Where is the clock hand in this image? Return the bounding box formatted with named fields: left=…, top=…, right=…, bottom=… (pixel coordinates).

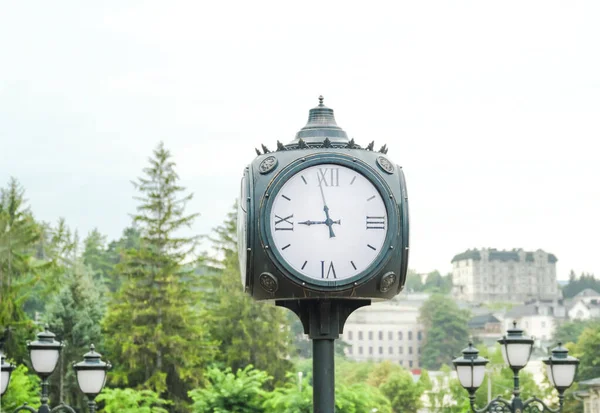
left=318, top=175, right=337, bottom=238
left=298, top=220, right=327, bottom=226
left=298, top=219, right=341, bottom=226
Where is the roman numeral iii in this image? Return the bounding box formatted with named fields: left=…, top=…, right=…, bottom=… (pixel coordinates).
left=366, top=216, right=385, bottom=230
left=274, top=214, right=294, bottom=231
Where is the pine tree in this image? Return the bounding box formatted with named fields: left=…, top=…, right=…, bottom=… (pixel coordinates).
left=419, top=294, right=471, bottom=370
left=0, top=178, right=41, bottom=363
left=201, top=206, right=293, bottom=386
left=83, top=228, right=113, bottom=284
left=45, top=259, right=105, bottom=411
left=103, top=143, right=215, bottom=412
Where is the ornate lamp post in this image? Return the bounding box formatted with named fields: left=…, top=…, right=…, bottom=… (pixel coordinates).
left=0, top=326, right=111, bottom=413
left=453, top=322, right=580, bottom=413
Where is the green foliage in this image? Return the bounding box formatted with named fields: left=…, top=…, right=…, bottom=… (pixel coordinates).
left=44, top=260, right=105, bottom=411
left=483, top=301, right=515, bottom=311
left=188, top=366, right=271, bottom=413
left=0, top=178, right=41, bottom=363
left=404, top=269, right=423, bottom=293
left=572, top=322, right=600, bottom=381
left=553, top=319, right=595, bottom=345
left=96, top=388, right=170, bottom=413
left=263, top=373, right=392, bottom=413
left=379, top=369, right=424, bottom=413
left=562, top=270, right=600, bottom=298
left=0, top=364, right=39, bottom=412
left=336, top=359, right=375, bottom=386
left=103, top=143, right=215, bottom=410
left=366, top=361, right=405, bottom=388
left=263, top=375, right=313, bottom=413
left=83, top=228, right=115, bottom=286
left=336, top=383, right=392, bottom=413
left=404, top=270, right=451, bottom=294
left=423, top=365, right=470, bottom=413
left=419, top=294, right=470, bottom=370
left=201, top=206, right=293, bottom=385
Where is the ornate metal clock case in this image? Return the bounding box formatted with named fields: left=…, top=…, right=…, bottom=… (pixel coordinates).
left=238, top=96, right=409, bottom=301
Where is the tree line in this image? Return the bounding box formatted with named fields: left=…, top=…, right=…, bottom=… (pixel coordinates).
left=1, top=142, right=599, bottom=413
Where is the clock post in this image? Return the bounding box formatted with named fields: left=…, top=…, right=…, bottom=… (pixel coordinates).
left=238, top=96, right=410, bottom=412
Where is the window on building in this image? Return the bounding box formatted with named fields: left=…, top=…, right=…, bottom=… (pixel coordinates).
left=408, top=331, right=413, bottom=340
left=398, top=331, right=403, bottom=340
left=541, top=321, right=546, bottom=328
left=369, top=347, right=373, bottom=355
left=388, top=331, right=393, bottom=340
left=348, top=331, right=353, bottom=340
left=418, top=347, right=421, bottom=354
left=417, top=331, right=422, bottom=341
left=379, top=346, right=383, bottom=355
left=409, top=361, right=413, bottom=368
left=369, top=331, right=373, bottom=340
left=399, top=347, right=403, bottom=354
left=389, top=346, right=393, bottom=354
left=378, top=331, right=383, bottom=340
left=358, top=331, right=363, bottom=340
left=348, top=347, right=353, bottom=355
left=409, top=346, right=413, bottom=354
left=359, top=346, right=363, bottom=355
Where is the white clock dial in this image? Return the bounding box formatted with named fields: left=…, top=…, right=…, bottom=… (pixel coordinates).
left=268, top=163, right=388, bottom=282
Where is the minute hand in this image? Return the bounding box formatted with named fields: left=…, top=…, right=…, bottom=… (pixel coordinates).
left=318, top=179, right=336, bottom=238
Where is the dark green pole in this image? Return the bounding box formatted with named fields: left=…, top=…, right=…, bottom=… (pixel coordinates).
left=277, top=300, right=371, bottom=413
left=313, top=338, right=335, bottom=413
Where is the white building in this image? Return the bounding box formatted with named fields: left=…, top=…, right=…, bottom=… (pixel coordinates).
left=503, top=300, right=566, bottom=344
left=578, top=377, right=600, bottom=413
left=342, top=294, right=427, bottom=369
left=452, top=248, right=560, bottom=303
left=567, top=289, right=600, bottom=320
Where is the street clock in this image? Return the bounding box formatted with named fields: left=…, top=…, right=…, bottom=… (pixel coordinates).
left=238, top=96, right=409, bottom=301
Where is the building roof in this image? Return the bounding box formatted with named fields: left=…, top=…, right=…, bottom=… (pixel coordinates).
left=451, top=248, right=558, bottom=263
left=575, top=288, right=600, bottom=298
left=506, top=304, right=539, bottom=318
left=468, top=313, right=500, bottom=329
left=579, top=377, right=600, bottom=387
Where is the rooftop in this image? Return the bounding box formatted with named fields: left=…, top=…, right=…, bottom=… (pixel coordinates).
left=451, top=248, right=558, bottom=264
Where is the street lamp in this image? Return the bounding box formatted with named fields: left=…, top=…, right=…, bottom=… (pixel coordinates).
left=1, top=326, right=111, bottom=413
left=1, top=350, right=16, bottom=396
left=453, top=321, right=580, bottom=412
left=73, top=345, right=112, bottom=413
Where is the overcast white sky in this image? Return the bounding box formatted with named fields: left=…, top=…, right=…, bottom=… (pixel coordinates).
left=1, top=1, right=599, bottom=280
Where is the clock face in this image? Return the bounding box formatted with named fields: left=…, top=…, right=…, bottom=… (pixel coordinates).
left=268, top=163, right=388, bottom=283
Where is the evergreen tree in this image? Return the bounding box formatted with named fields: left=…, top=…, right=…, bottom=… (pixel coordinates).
left=103, top=142, right=215, bottom=412
left=0, top=178, right=41, bottom=363
left=201, top=206, right=293, bottom=386
left=562, top=271, right=600, bottom=298
left=83, top=228, right=114, bottom=284
left=419, top=294, right=471, bottom=370
left=102, top=226, right=142, bottom=293
left=45, top=259, right=105, bottom=411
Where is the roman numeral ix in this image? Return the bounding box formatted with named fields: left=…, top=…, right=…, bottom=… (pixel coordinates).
left=274, top=214, right=294, bottom=231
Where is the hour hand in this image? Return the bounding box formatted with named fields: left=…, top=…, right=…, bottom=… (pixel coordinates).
left=298, top=220, right=327, bottom=226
